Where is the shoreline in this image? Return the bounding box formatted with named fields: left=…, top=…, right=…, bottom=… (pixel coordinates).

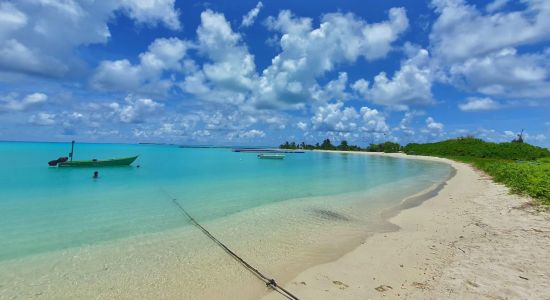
left=0, top=152, right=452, bottom=300
left=262, top=151, right=550, bottom=299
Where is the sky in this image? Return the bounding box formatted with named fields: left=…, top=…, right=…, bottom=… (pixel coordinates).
left=0, top=0, right=549, bottom=147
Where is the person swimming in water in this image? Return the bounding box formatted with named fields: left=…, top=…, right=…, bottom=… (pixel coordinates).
left=93, top=171, right=99, bottom=179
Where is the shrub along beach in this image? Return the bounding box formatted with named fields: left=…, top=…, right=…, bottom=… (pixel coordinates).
left=404, top=137, right=550, bottom=205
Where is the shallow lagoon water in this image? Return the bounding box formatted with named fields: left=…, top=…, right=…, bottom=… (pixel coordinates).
left=0, top=142, right=451, bottom=299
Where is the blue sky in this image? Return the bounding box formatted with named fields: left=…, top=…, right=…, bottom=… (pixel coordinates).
left=0, top=0, right=549, bottom=147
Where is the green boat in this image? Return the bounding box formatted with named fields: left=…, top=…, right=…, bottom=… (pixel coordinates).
left=48, top=141, right=138, bottom=167
left=58, top=156, right=138, bottom=167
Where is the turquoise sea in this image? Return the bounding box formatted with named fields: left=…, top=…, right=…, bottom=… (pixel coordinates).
left=0, top=141, right=452, bottom=299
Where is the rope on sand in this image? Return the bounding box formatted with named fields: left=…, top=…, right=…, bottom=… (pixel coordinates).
left=164, top=191, right=299, bottom=300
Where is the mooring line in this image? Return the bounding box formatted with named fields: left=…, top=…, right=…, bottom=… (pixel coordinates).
left=163, top=190, right=299, bottom=300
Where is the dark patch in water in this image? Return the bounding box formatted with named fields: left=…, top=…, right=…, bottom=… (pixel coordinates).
left=311, top=209, right=351, bottom=222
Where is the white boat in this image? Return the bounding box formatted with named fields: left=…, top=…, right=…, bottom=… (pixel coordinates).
left=257, top=154, right=285, bottom=159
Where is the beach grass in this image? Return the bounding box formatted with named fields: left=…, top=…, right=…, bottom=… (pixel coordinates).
left=403, top=138, right=550, bottom=205
left=451, top=156, right=550, bottom=205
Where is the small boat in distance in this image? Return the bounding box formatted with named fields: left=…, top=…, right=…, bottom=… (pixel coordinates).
left=257, top=154, right=285, bottom=160
left=48, top=141, right=138, bottom=167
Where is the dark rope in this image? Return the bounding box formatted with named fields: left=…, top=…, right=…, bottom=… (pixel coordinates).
left=165, top=191, right=299, bottom=300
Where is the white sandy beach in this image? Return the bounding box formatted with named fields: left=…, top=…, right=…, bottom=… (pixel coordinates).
left=263, top=152, right=550, bottom=300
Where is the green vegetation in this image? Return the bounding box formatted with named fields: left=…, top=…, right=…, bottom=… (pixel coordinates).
left=280, top=139, right=400, bottom=152
left=365, top=141, right=401, bottom=153
left=403, top=137, right=549, bottom=160
left=455, top=157, right=550, bottom=205
left=403, top=137, right=550, bottom=205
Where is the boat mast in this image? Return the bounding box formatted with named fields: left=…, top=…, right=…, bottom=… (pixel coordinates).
left=69, top=140, right=75, bottom=161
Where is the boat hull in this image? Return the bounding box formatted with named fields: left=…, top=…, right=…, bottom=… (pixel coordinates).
left=58, top=156, right=138, bottom=167
left=257, top=154, right=285, bottom=160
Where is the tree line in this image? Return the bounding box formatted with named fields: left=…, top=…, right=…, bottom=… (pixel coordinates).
left=279, top=139, right=401, bottom=153
left=280, top=132, right=534, bottom=154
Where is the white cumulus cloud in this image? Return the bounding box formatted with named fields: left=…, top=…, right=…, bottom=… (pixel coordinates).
left=241, top=1, right=263, bottom=27
left=429, top=0, right=550, bottom=101
left=359, top=107, right=389, bottom=133
left=109, top=96, right=164, bottom=124
left=0, top=92, right=47, bottom=112
left=311, top=102, right=388, bottom=133
left=232, top=129, right=265, bottom=139
left=355, top=45, right=433, bottom=109
left=92, top=38, right=188, bottom=94
left=120, top=0, right=181, bottom=30
left=448, top=48, right=550, bottom=98
left=486, top=0, right=510, bottom=13
left=430, top=0, right=550, bottom=63
left=254, top=8, right=409, bottom=108
left=458, top=97, right=501, bottom=111
left=28, top=112, right=56, bottom=126
left=425, top=116, right=443, bottom=131
left=296, top=121, right=308, bottom=131
left=180, top=10, right=257, bottom=106
left=0, top=0, right=181, bottom=77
